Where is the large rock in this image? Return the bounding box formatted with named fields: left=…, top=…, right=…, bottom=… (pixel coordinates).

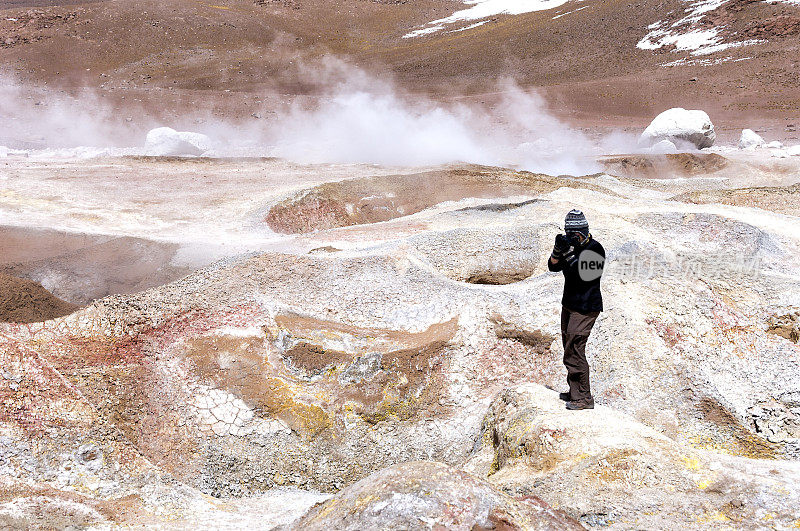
left=144, top=127, right=212, bottom=156
left=466, top=384, right=800, bottom=529
left=293, top=460, right=583, bottom=530
left=639, top=108, right=716, bottom=149
left=738, top=129, right=765, bottom=150
left=650, top=139, right=677, bottom=154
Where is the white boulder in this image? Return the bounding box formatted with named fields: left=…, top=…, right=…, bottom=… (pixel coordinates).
left=765, top=140, right=783, bottom=149
left=650, top=139, right=677, bottom=154
left=786, top=145, right=800, bottom=156
left=144, top=127, right=213, bottom=156
left=738, top=129, right=765, bottom=149
left=639, top=108, right=716, bottom=149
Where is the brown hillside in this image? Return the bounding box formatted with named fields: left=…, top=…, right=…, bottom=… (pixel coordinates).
left=0, top=0, right=798, bottom=132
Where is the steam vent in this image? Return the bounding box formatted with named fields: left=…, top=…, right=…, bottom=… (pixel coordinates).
left=1, top=0, right=800, bottom=528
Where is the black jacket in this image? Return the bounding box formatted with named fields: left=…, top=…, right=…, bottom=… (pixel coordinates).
left=548, top=236, right=605, bottom=313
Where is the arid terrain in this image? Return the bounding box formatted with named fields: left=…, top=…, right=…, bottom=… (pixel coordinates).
left=2, top=0, right=800, bottom=529
left=1, top=0, right=799, bottom=137
left=2, top=150, right=800, bottom=528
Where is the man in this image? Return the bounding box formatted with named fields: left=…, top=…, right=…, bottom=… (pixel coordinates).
left=548, top=209, right=605, bottom=410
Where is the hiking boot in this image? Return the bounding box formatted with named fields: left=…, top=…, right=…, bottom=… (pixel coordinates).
left=558, top=392, right=571, bottom=402
left=565, top=398, right=595, bottom=410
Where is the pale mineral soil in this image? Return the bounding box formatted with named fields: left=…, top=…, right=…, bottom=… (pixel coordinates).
left=2, top=0, right=800, bottom=526
left=0, top=156, right=418, bottom=303
left=1, top=150, right=797, bottom=303
left=1, top=149, right=799, bottom=528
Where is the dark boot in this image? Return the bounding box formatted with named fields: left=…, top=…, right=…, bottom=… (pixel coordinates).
left=566, top=398, right=595, bottom=410
left=559, top=392, right=571, bottom=401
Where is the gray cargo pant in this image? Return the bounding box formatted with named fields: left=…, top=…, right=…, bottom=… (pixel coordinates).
left=561, top=305, right=600, bottom=402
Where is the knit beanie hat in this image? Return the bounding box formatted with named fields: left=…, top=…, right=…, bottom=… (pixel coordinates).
left=564, top=209, right=589, bottom=235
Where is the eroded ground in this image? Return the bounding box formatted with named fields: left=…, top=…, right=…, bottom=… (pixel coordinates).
left=1, top=153, right=800, bottom=528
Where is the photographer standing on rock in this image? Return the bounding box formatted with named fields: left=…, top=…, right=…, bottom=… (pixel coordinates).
left=548, top=209, right=605, bottom=410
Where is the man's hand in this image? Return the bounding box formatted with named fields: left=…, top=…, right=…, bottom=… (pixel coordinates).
left=551, top=234, right=571, bottom=259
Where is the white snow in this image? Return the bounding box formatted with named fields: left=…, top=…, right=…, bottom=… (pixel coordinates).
left=404, top=25, right=446, bottom=38
left=661, top=55, right=752, bottom=67
left=683, top=0, right=728, bottom=22
left=787, top=145, right=800, bottom=156
left=637, top=28, right=720, bottom=53
left=552, top=5, right=589, bottom=19
left=404, top=0, right=577, bottom=38
left=693, top=39, right=764, bottom=55
left=637, top=0, right=764, bottom=57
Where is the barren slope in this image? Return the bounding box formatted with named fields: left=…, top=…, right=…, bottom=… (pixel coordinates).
left=1, top=0, right=798, bottom=130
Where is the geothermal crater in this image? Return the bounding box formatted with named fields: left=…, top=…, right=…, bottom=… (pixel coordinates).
left=1, top=153, right=800, bottom=529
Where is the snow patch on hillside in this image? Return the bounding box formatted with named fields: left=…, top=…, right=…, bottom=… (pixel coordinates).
left=637, top=0, right=764, bottom=56
left=638, top=27, right=720, bottom=53
left=552, top=5, right=589, bottom=19
left=404, top=0, right=577, bottom=38
left=661, top=55, right=752, bottom=67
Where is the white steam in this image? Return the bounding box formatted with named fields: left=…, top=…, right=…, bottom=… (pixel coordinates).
left=268, top=91, right=488, bottom=166
left=265, top=77, right=602, bottom=175
left=0, top=60, right=637, bottom=175
left=256, top=58, right=604, bottom=174
left=0, top=76, right=146, bottom=151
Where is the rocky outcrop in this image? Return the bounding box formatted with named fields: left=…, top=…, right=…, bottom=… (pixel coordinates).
left=639, top=108, right=716, bottom=149
left=408, top=227, right=547, bottom=284
left=671, top=183, right=800, bottom=217
left=264, top=168, right=615, bottom=234
left=748, top=392, right=800, bottom=455
left=599, top=152, right=730, bottom=179
left=743, top=15, right=800, bottom=39
left=738, top=128, right=766, bottom=149
left=650, top=139, right=677, bottom=153
left=466, top=385, right=800, bottom=529
left=0, top=10, right=78, bottom=49
left=294, top=460, right=582, bottom=530
left=767, top=311, right=800, bottom=343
